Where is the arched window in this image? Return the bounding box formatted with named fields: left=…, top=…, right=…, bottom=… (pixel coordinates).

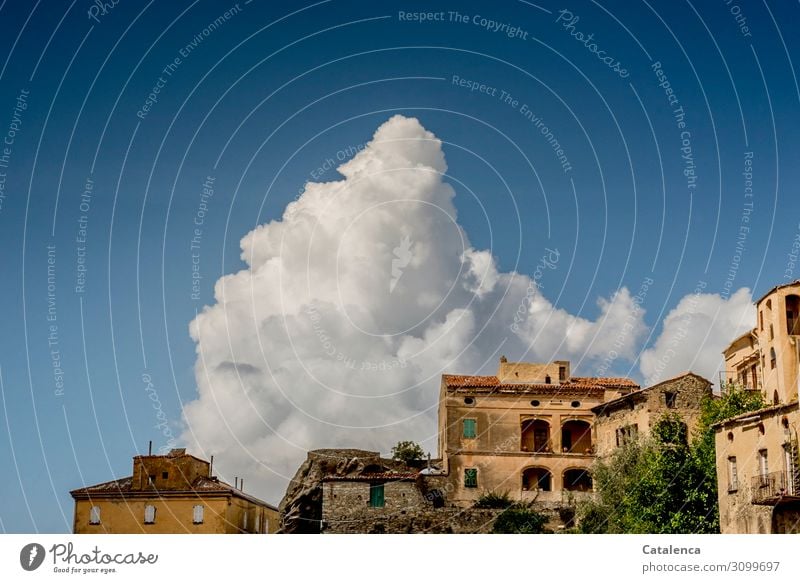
left=563, top=469, right=593, bottom=492
left=522, top=467, right=552, bottom=491
left=773, top=391, right=780, bottom=405
left=561, top=419, right=592, bottom=453
left=770, top=347, right=777, bottom=369
left=521, top=419, right=551, bottom=452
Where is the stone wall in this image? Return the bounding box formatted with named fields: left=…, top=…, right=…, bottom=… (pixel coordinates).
left=593, top=373, right=711, bottom=456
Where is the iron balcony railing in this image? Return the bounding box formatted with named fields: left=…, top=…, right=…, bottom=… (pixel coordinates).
left=751, top=470, right=800, bottom=504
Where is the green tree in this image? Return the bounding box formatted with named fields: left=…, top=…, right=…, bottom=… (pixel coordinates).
left=390, top=440, right=425, bottom=464
left=578, top=385, right=765, bottom=534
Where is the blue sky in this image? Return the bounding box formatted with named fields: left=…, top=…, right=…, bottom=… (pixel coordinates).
left=0, top=0, right=798, bottom=533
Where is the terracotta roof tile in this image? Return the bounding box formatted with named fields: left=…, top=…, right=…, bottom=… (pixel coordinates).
left=442, top=373, right=638, bottom=394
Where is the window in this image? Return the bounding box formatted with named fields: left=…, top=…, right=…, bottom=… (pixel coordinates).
left=758, top=449, right=769, bottom=478
left=161, top=471, right=168, bottom=480
left=530, top=400, right=540, bottom=407
left=464, top=468, right=478, bottom=488
left=148, top=474, right=156, bottom=486
left=462, top=418, right=477, bottom=439
left=144, top=504, right=156, bottom=524
left=369, top=483, right=385, bottom=507
left=559, top=366, right=567, bottom=382
left=255, top=513, right=261, bottom=533
left=570, top=400, right=580, bottom=408
left=544, top=375, right=551, bottom=384
left=192, top=504, right=204, bottom=524
left=89, top=505, right=101, bottom=525
left=242, top=510, right=248, bottom=530
left=665, top=392, right=677, bottom=408
left=759, top=310, right=763, bottom=331
left=463, top=397, right=475, bottom=405
left=770, top=324, right=774, bottom=340
left=264, top=519, right=270, bottom=534
left=728, top=457, right=739, bottom=492
left=770, top=348, right=777, bottom=369
left=615, top=424, right=638, bottom=447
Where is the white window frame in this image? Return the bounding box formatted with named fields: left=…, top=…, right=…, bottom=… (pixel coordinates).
left=242, top=510, right=248, bottom=531
left=144, top=504, right=156, bottom=524
left=192, top=504, right=204, bottom=525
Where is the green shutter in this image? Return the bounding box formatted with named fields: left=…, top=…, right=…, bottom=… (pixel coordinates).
left=369, top=483, right=385, bottom=507
left=463, top=418, right=477, bottom=439
left=464, top=468, right=478, bottom=488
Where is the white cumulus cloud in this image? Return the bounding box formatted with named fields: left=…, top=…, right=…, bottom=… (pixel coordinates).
left=639, top=286, right=755, bottom=386
left=180, top=115, right=653, bottom=503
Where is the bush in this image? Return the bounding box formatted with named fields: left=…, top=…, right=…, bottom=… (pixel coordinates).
left=474, top=491, right=513, bottom=509
left=492, top=503, right=548, bottom=534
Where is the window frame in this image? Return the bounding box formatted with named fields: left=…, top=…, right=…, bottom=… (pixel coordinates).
left=464, top=467, right=478, bottom=488
left=192, top=504, right=204, bottom=525
left=89, top=505, right=101, bottom=525
left=144, top=504, right=156, bottom=525
left=462, top=418, right=477, bottom=439
left=369, top=483, right=385, bottom=508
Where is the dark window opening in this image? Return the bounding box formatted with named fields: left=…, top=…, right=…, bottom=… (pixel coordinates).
left=544, top=375, right=551, bottom=384
left=464, top=397, right=475, bottom=405
left=521, top=419, right=551, bottom=452
left=522, top=467, right=552, bottom=491
left=665, top=392, right=677, bottom=408
left=161, top=471, right=168, bottom=480
left=530, top=400, right=540, bottom=407
left=570, top=401, right=580, bottom=408
left=559, top=366, right=567, bottom=382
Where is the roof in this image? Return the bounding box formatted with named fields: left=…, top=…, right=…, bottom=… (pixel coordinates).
left=591, top=371, right=711, bottom=413
left=70, top=475, right=277, bottom=510
left=441, top=374, right=638, bottom=395
left=712, top=400, right=799, bottom=430
left=322, top=472, right=419, bottom=482
left=755, top=279, right=800, bottom=305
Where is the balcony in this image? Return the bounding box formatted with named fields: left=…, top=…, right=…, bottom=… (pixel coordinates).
left=751, top=471, right=800, bottom=505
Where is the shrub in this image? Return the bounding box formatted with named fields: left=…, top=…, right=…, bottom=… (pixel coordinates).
left=492, top=503, right=548, bottom=534
left=474, top=491, right=513, bottom=509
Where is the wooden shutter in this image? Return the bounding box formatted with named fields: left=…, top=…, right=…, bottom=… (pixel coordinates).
left=369, top=483, right=385, bottom=507
left=464, top=468, right=478, bottom=488
left=463, top=419, right=476, bottom=438
left=193, top=504, right=204, bottom=524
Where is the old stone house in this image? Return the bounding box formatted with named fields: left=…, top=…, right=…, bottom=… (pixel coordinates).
left=591, top=372, right=712, bottom=456
left=714, top=281, right=800, bottom=534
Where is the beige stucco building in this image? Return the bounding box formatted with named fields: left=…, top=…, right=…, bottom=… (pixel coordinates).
left=438, top=358, right=709, bottom=507
left=715, top=281, right=800, bottom=533
left=70, top=448, right=279, bottom=534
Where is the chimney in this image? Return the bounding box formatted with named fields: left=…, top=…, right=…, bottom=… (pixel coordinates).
left=209, top=455, right=214, bottom=477
left=148, top=440, right=152, bottom=456
left=240, top=479, right=244, bottom=492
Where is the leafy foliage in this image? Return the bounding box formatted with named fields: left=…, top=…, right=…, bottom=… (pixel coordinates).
left=474, top=490, right=513, bottom=509
left=577, top=386, right=765, bottom=533
left=390, top=441, right=425, bottom=464
left=492, top=503, right=548, bottom=533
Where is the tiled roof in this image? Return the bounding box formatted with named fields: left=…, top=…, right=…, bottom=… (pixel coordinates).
left=70, top=475, right=277, bottom=510
left=442, top=374, right=638, bottom=394
left=322, top=472, right=419, bottom=482
left=571, top=377, right=640, bottom=389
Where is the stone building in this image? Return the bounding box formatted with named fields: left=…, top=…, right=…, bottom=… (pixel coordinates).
left=591, top=372, right=712, bottom=456
left=714, top=281, right=800, bottom=534
left=70, top=448, right=279, bottom=534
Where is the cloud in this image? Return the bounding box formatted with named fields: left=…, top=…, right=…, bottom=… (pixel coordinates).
left=639, top=286, right=755, bottom=386
left=180, top=115, right=651, bottom=503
